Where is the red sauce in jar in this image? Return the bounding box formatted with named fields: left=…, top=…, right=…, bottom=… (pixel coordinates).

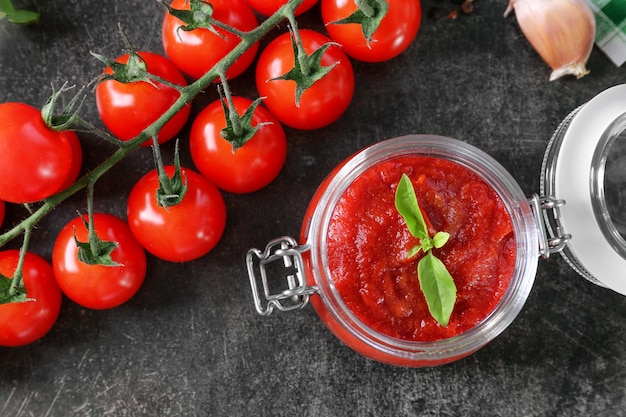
left=326, top=155, right=516, bottom=342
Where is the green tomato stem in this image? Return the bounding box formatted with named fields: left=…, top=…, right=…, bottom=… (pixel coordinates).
left=86, top=180, right=99, bottom=256
left=74, top=116, right=125, bottom=147
left=287, top=15, right=310, bottom=77
left=152, top=135, right=168, bottom=185
left=7, top=225, right=31, bottom=294
left=218, top=71, right=243, bottom=137
left=205, top=11, right=247, bottom=39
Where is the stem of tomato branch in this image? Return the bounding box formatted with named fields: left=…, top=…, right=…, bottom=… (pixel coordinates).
left=287, top=14, right=311, bottom=76
left=0, top=0, right=306, bottom=250
left=8, top=226, right=32, bottom=294
left=152, top=135, right=169, bottom=188
left=73, top=117, right=126, bottom=147
left=218, top=72, right=243, bottom=137
left=201, top=11, right=248, bottom=40
left=85, top=180, right=100, bottom=256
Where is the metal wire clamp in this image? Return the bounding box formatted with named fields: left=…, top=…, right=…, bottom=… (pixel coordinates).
left=246, top=236, right=317, bottom=316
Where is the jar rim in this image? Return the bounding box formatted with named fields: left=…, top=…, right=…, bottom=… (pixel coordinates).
left=305, top=134, right=539, bottom=363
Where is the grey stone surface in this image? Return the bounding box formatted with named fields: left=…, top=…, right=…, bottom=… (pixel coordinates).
left=1, top=0, right=625, bottom=416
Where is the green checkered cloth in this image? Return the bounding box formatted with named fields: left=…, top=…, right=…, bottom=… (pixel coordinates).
left=585, top=0, right=626, bottom=66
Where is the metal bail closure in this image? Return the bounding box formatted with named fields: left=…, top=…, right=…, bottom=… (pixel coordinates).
left=529, top=194, right=571, bottom=259
left=246, top=236, right=318, bottom=316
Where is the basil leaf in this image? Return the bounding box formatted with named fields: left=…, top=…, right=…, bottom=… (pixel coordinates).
left=395, top=173, right=428, bottom=239
left=0, top=1, right=39, bottom=25
left=5, top=9, right=38, bottom=24
left=395, top=173, right=457, bottom=326
left=0, top=0, right=14, bottom=13
left=407, top=244, right=422, bottom=259
left=417, top=252, right=457, bottom=327
left=433, top=231, right=450, bottom=249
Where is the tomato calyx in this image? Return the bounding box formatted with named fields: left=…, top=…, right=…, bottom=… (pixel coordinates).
left=74, top=216, right=121, bottom=266
left=159, top=0, right=227, bottom=39
left=92, top=27, right=182, bottom=90
left=0, top=227, right=37, bottom=304
left=0, top=274, right=30, bottom=304
left=218, top=85, right=268, bottom=151
left=93, top=49, right=157, bottom=86
left=327, top=0, right=389, bottom=43
left=153, top=140, right=188, bottom=208
left=41, top=82, right=85, bottom=131
left=157, top=165, right=188, bottom=208
left=270, top=25, right=338, bottom=106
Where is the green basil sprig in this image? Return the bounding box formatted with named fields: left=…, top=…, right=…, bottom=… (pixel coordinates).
left=395, top=173, right=456, bottom=327
left=0, top=0, right=39, bottom=25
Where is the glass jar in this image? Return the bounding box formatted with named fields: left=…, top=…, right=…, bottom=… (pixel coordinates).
left=247, top=84, right=626, bottom=367
left=541, top=84, right=626, bottom=294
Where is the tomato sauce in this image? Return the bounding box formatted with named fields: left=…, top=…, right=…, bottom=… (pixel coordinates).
left=326, top=156, right=516, bottom=342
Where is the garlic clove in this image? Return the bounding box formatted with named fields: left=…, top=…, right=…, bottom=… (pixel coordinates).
left=505, top=0, right=596, bottom=81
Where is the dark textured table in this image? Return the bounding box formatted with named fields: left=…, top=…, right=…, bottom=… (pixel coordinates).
left=1, top=0, right=625, bottom=416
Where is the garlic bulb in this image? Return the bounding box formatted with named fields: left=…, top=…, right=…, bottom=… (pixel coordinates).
left=505, top=0, right=596, bottom=81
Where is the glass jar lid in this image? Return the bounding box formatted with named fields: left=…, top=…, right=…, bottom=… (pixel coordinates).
left=541, top=84, right=626, bottom=295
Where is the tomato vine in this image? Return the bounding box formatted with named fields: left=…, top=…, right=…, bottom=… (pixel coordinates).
left=0, top=0, right=309, bottom=302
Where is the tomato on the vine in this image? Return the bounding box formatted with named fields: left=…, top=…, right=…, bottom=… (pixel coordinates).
left=0, top=102, right=82, bottom=203
left=95, top=51, right=191, bottom=146
left=162, top=0, right=259, bottom=81
left=190, top=96, right=287, bottom=194
left=0, top=250, right=62, bottom=347
left=245, top=0, right=319, bottom=16
left=52, top=213, right=147, bottom=310
left=321, top=0, right=421, bottom=62
left=127, top=165, right=227, bottom=262
left=255, top=29, right=355, bottom=130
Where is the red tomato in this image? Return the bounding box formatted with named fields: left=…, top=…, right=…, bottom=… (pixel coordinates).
left=0, top=250, right=62, bottom=347
left=322, top=0, right=421, bottom=62
left=245, top=0, right=318, bottom=16
left=0, top=102, right=82, bottom=203
left=127, top=166, right=227, bottom=262
left=190, top=96, right=287, bottom=193
left=162, top=0, right=259, bottom=80
left=95, top=51, right=191, bottom=146
left=58, top=128, right=83, bottom=191
left=52, top=213, right=147, bottom=310
left=255, top=29, right=355, bottom=130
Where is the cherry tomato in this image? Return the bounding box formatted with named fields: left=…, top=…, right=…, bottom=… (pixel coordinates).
left=0, top=102, right=82, bottom=203
left=162, top=0, right=259, bottom=81
left=0, top=250, right=62, bottom=347
left=322, top=0, right=421, bottom=62
left=255, top=29, right=355, bottom=130
left=60, top=128, right=83, bottom=190
left=190, top=96, right=287, bottom=193
left=52, top=213, right=147, bottom=310
left=127, top=166, right=227, bottom=262
left=95, top=51, right=191, bottom=146
left=245, top=0, right=318, bottom=16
